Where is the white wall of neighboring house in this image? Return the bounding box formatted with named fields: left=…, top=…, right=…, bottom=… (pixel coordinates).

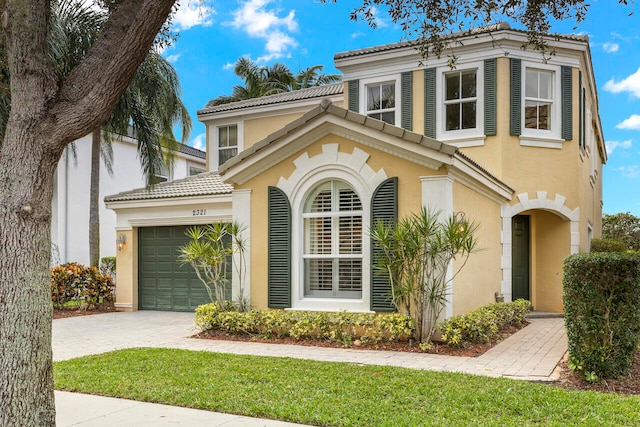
left=51, top=133, right=206, bottom=266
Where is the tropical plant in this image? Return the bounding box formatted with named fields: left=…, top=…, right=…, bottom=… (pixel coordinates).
left=370, top=207, right=479, bottom=343
left=178, top=222, right=249, bottom=311
left=210, top=57, right=341, bottom=106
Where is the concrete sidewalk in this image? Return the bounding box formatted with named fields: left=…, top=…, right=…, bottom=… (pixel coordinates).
left=55, top=391, right=306, bottom=427
left=53, top=311, right=567, bottom=426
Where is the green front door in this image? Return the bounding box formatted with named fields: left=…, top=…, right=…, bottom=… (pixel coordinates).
left=138, top=225, right=209, bottom=311
left=512, top=215, right=530, bottom=301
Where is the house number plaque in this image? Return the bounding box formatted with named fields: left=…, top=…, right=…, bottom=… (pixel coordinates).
left=192, top=209, right=207, bottom=216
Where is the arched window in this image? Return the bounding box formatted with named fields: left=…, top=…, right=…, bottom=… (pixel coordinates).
left=303, top=180, right=363, bottom=298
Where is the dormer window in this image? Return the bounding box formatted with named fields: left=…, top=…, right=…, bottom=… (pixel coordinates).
left=366, top=82, right=396, bottom=125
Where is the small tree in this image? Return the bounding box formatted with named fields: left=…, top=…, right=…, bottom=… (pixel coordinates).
left=370, top=207, right=479, bottom=343
left=178, top=222, right=248, bottom=311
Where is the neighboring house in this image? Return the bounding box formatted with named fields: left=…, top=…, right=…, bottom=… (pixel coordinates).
left=52, top=131, right=206, bottom=266
left=106, top=24, right=606, bottom=315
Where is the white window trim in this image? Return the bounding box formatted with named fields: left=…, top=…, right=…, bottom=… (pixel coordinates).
left=436, top=61, right=485, bottom=144
left=290, top=167, right=373, bottom=312
left=520, top=63, right=562, bottom=144
left=359, top=75, right=401, bottom=127
left=210, top=121, right=244, bottom=171
left=188, top=162, right=206, bottom=176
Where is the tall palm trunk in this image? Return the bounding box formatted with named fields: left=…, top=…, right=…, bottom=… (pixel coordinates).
left=89, top=128, right=101, bottom=266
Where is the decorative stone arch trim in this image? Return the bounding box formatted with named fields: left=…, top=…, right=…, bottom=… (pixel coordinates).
left=500, top=191, right=580, bottom=302
left=277, top=143, right=388, bottom=199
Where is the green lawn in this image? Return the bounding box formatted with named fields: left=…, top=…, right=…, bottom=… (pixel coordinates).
left=54, top=348, right=640, bottom=427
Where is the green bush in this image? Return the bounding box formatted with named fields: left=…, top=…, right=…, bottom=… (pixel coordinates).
left=590, top=238, right=627, bottom=253
left=563, top=253, right=640, bottom=380
left=194, top=304, right=414, bottom=345
left=51, top=262, right=115, bottom=309
left=439, top=299, right=532, bottom=348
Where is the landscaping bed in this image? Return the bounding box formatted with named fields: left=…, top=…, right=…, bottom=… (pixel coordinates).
left=558, top=351, right=640, bottom=395
left=194, top=321, right=528, bottom=357
left=53, top=302, right=116, bottom=320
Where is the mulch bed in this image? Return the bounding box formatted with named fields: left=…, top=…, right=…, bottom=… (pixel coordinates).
left=194, top=322, right=528, bottom=358
left=556, top=352, right=640, bottom=395
left=53, top=302, right=116, bottom=320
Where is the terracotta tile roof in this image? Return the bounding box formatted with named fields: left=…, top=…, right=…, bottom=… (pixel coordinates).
left=104, top=172, right=232, bottom=203
left=198, top=83, right=344, bottom=115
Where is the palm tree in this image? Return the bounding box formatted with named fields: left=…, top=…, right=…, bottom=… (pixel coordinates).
left=0, top=0, right=191, bottom=266
left=210, top=58, right=341, bottom=106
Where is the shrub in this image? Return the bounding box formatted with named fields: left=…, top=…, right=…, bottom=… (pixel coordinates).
left=590, top=238, right=626, bottom=253
left=99, top=256, right=116, bottom=279
left=51, top=262, right=115, bottom=309
left=194, top=304, right=414, bottom=345
left=563, top=253, right=640, bottom=380
left=439, top=299, right=532, bottom=348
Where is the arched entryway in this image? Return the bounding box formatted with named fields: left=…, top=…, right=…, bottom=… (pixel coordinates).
left=502, top=192, right=579, bottom=313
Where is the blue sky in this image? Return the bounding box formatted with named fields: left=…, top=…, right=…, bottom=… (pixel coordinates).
left=164, top=0, right=640, bottom=216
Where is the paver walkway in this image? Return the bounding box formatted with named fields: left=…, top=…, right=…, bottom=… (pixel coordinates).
left=53, top=311, right=567, bottom=381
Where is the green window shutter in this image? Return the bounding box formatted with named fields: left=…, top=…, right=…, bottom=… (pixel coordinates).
left=510, top=58, right=521, bottom=136
left=370, top=177, right=398, bottom=312
left=401, top=71, right=413, bottom=131
left=348, top=80, right=359, bottom=112
left=268, top=186, right=291, bottom=308
left=561, top=65, right=573, bottom=140
left=424, top=68, right=436, bottom=138
left=484, top=58, right=497, bottom=136
left=578, top=71, right=584, bottom=149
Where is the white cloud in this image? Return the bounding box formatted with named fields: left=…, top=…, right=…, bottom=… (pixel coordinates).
left=604, top=67, right=640, bottom=98
left=173, top=3, right=215, bottom=31
left=190, top=133, right=207, bottom=151
left=165, top=54, right=181, bottom=63
left=605, top=139, right=633, bottom=154
left=617, top=165, right=640, bottom=179
left=351, top=32, right=365, bottom=39
left=223, top=62, right=235, bottom=70
left=616, top=115, right=640, bottom=130
left=230, top=0, right=298, bottom=61
left=603, top=42, right=619, bottom=53
left=368, top=6, right=389, bottom=28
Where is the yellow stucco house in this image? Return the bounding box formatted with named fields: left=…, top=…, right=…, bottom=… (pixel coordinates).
left=106, top=24, right=606, bottom=316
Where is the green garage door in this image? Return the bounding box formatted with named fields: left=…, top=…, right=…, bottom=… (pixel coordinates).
left=138, top=225, right=210, bottom=311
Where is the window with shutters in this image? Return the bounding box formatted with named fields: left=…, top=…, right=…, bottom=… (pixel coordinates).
left=524, top=69, right=553, bottom=131
left=303, top=181, right=363, bottom=298
left=366, top=82, right=396, bottom=125
left=518, top=63, right=564, bottom=146
left=434, top=63, right=484, bottom=145
left=444, top=70, right=477, bottom=131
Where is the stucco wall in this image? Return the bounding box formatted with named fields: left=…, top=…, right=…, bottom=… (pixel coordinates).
left=452, top=181, right=503, bottom=315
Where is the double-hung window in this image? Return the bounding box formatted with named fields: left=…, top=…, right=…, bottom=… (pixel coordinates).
left=303, top=180, right=363, bottom=299
left=218, top=124, right=238, bottom=166
left=366, top=82, right=396, bottom=125
left=524, top=69, right=553, bottom=131
left=445, top=70, right=477, bottom=131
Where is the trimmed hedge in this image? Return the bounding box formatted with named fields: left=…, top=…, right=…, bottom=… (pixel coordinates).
left=195, top=304, right=414, bottom=345
left=563, top=252, right=640, bottom=380
left=590, top=238, right=627, bottom=253
left=439, top=299, right=532, bottom=347
left=51, top=262, right=115, bottom=309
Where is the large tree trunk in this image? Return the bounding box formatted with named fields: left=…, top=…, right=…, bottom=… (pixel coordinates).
left=0, top=126, right=59, bottom=425
left=0, top=1, right=176, bottom=425
left=89, top=128, right=101, bottom=267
